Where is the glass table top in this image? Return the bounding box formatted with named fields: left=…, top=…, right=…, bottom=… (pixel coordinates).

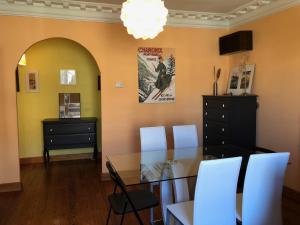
left=107, top=147, right=216, bottom=186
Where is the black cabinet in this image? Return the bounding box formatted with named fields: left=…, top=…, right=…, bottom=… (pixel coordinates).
left=43, top=117, right=98, bottom=164
left=203, top=95, right=257, bottom=155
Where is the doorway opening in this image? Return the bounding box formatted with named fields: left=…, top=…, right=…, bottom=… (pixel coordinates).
left=16, top=38, right=101, bottom=164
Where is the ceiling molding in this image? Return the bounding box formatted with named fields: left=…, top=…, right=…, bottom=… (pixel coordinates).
left=0, top=0, right=299, bottom=29
left=229, top=0, right=300, bottom=27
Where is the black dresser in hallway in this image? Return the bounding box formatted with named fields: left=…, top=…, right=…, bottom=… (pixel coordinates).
left=43, top=117, right=98, bottom=164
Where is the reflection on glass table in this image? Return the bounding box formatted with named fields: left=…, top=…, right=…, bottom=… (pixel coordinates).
left=107, top=147, right=216, bottom=186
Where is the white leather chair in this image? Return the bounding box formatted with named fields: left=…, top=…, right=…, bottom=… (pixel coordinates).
left=140, top=126, right=169, bottom=222
left=166, top=157, right=242, bottom=225
left=140, top=126, right=167, bottom=152
left=236, top=152, right=290, bottom=225
left=172, top=125, right=199, bottom=203
left=173, top=125, right=199, bottom=149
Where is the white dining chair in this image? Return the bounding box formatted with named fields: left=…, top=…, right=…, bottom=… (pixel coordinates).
left=236, top=152, right=290, bottom=225
left=140, top=126, right=169, bottom=222
left=172, top=125, right=199, bottom=203
left=166, top=157, right=242, bottom=225
left=140, top=126, right=167, bottom=152
left=173, top=125, right=199, bottom=149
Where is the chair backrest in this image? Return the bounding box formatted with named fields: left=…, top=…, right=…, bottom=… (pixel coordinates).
left=172, top=162, right=190, bottom=203
left=106, top=161, right=126, bottom=191
left=242, top=153, right=290, bottom=225
left=106, top=161, right=144, bottom=225
left=173, top=125, right=199, bottom=149
left=193, top=157, right=242, bottom=225
left=140, top=126, right=167, bottom=152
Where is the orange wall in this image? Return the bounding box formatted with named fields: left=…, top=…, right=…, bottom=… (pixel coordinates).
left=2, top=5, right=299, bottom=192
left=229, top=6, right=300, bottom=191
left=0, top=15, right=229, bottom=185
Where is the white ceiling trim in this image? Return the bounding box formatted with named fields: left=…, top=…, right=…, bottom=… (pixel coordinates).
left=0, top=0, right=299, bottom=28
left=229, top=0, right=300, bottom=27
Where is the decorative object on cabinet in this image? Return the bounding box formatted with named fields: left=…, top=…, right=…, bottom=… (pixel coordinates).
left=213, top=67, right=221, bottom=96
left=42, top=117, right=98, bottom=164
left=59, top=93, right=80, bottom=118
left=227, top=64, right=255, bottom=95
left=203, top=95, right=257, bottom=153
left=60, top=69, right=76, bottom=85
left=26, top=70, right=39, bottom=92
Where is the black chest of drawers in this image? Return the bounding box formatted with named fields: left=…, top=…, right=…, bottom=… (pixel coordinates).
left=203, top=95, right=257, bottom=156
left=43, top=117, right=98, bottom=164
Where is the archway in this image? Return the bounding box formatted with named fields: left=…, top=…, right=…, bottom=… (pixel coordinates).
left=16, top=37, right=101, bottom=164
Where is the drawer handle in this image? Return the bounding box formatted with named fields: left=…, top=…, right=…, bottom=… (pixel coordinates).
left=222, top=114, right=225, bottom=119
left=205, top=123, right=208, bottom=127
left=88, top=127, right=91, bottom=130
left=222, top=128, right=225, bottom=132
left=205, top=136, right=208, bottom=139
left=50, top=139, right=53, bottom=143
left=205, top=112, right=208, bottom=116
left=205, top=102, right=208, bottom=106
left=88, top=137, right=91, bottom=141
left=50, top=129, right=53, bottom=132
left=222, top=141, right=225, bottom=145
left=222, top=104, right=225, bottom=108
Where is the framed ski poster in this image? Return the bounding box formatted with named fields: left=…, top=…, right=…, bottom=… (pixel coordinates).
left=138, top=47, right=175, bottom=103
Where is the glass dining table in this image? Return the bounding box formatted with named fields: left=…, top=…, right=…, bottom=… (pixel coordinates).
left=106, top=147, right=217, bottom=186
left=106, top=146, right=258, bottom=223
left=106, top=145, right=258, bottom=186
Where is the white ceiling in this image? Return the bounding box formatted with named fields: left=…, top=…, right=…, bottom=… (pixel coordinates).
left=1, top=0, right=297, bottom=28
left=78, top=0, right=254, bottom=13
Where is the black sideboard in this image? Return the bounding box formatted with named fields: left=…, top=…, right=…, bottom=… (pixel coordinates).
left=43, top=117, right=98, bottom=164
left=202, top=95, right=258, bottom=187
left=203, top=95, right=257, bottom=153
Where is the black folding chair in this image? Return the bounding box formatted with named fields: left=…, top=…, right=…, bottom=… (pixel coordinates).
left=106, top=161, right=159, bottom=225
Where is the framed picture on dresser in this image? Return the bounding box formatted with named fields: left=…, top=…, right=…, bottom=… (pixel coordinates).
left=227, top=64, right=255, bottom=95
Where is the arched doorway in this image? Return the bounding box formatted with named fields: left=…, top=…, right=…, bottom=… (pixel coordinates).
left=16, top=38, right=101, bottom=164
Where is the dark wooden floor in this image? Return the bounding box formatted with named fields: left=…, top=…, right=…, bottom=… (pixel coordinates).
left=0, top=160, right=299, bottom=225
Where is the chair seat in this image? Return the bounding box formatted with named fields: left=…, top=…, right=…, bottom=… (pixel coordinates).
left=167, top=201, right=194, bottom=225
left=108, top=189, right=159, bottom=215
left=236, top=193, right=243, bottom=222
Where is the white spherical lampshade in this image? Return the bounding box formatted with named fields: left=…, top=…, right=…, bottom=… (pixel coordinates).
left=120, top=0, right=168, bottom=40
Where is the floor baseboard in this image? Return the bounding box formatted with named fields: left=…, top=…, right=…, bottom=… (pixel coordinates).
left=0, top=182, right=22, bottom=192
left=20, top=152, right=101, bottom=165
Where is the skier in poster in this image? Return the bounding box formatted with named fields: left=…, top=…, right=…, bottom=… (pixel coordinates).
left=152, top=56, right=172, bottom=100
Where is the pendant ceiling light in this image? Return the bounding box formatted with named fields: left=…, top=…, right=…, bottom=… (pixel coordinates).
left=120, top=0, right=168, bottom=40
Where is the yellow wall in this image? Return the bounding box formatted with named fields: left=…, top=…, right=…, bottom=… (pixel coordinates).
left=229, top=6, right=300, bottom=191
left=17, top=38, right=100, bottom=158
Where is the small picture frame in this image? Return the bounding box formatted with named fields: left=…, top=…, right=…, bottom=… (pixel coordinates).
left=59, top=93, right=81, bottom=118
left=227, top=64, right=255, bottom=95
left=60, top=69, right=76, bottom=85
left=26, top=70, right=39, bottom=92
